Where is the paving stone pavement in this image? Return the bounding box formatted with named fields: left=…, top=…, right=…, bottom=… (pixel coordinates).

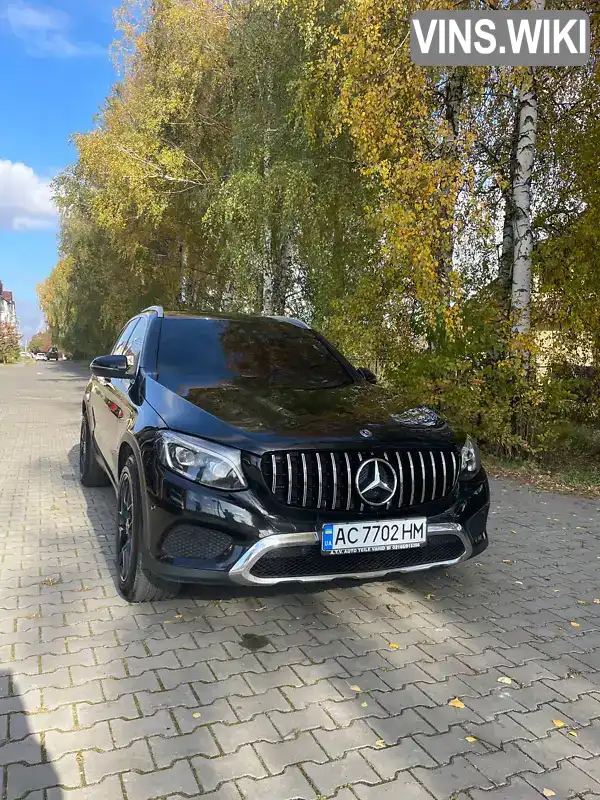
left=1, top=361, right=600, bottom=800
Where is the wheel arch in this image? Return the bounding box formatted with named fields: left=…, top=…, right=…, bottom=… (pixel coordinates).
left=117, top=433, right=152, bottom=549
left=118, top=440, right=136, bottom=478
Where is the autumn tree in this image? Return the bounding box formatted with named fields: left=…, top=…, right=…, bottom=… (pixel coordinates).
left=0, top=323, right=21, bottom=364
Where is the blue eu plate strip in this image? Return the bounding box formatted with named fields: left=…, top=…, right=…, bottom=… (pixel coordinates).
left=322, top=524, right=334, bottom=551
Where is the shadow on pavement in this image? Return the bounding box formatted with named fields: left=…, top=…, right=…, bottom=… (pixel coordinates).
left=1, top=669, right=62, bottom=799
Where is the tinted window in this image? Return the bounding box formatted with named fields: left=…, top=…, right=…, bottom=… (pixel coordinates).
left=157, top=318, right=352, bottom=390
left=124, top=315, right=148, bottom=371
left=112, top=319, right=139, bottom=356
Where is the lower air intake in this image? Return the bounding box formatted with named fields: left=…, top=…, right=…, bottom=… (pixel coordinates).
left=161, top=526, right=233, bottom=560
left=250, top=534, right=464, bottom=579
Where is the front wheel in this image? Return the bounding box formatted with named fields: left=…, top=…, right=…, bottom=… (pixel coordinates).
left=116, top=455, right=179, bottom=603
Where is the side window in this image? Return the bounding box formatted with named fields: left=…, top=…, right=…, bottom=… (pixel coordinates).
left=124, top=315, right=149, bottom=372
left=112, top=319, right=139, bottom=356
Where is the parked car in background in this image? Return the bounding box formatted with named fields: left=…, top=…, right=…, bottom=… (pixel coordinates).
left=80, top=307, right=490, bottom=602
left=46, top=347, right=59, bottom=361
left=34, top=352, right=47, bottom=361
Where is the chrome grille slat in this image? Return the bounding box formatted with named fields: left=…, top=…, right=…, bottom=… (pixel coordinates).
left=286, top=453, right=293, bottom=505
left=383, top=452, right=392, bottom=509
left=262, top=447, right=456, bottom=511
left=418, top=452, right=426, bottom=503
left=330, top=452, right=338, bottom=510
left=357, top=452, right=364, bottom=511
left=316, top=452, right=323, bottom=509
left=407, top=451, right=415, bottom=506
left=441, top=450, right=447, bottom=497
left=396, top=451, right=405, bottom=508
left=301, top=453, right=308, bottom=507
left=344, top=452, right=352, bottom=510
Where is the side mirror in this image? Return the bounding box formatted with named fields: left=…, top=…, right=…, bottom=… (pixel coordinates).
left=90, top=354, right=132, bottom=379
left=357, top=367, right=377, bottom=384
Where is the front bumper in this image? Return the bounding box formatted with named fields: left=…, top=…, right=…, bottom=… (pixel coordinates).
left=228, top=522, right=475, bottom=585
left=139, top=460, right=490, bottom=587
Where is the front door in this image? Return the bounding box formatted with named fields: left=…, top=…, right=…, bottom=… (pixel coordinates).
left=89, top=317, right=140, bottom=479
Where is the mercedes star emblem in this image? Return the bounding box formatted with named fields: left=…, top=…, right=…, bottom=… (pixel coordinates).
left=355, top=458, right=398, bottom=506
left=359, top=429, right=373, bottom=438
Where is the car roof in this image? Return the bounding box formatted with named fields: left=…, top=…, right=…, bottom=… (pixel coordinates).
left=160, top=311, right=311, bottom=329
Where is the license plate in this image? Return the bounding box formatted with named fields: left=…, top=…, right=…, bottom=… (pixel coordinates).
left=321, top=518, right=427, bottom=555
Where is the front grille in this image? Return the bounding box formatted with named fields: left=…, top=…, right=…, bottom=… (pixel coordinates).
left=250, top=534, right=464, bottom=579
left=161, top=526, right=233, bottom=560
left=261, top=448, right=459, bottom=512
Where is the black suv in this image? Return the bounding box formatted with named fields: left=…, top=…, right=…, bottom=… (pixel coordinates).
left=80, top=307, right=489, bottom=602
left=46, top=347, right=59, bottom=361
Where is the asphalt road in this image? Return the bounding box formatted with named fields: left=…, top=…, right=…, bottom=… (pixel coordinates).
left=1, top=360, right=600, bottom=800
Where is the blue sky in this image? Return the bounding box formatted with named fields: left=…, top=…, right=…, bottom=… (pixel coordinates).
left=0, top=0, right=118, bottom=343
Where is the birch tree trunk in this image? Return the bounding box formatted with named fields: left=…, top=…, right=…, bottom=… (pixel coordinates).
left=179, top=241, right=189, bottom=307
left=499, top=193, right=514, bottom=294
left=439, top=68, right=465, bottom=279
left=498, top=108, right=520, bottom=302
left=511, top=0, right=545, bottom=332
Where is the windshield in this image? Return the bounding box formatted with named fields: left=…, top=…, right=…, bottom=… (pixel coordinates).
left=157, top=317, right=353, bottom=391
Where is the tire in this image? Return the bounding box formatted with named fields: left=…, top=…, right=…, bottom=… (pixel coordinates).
left=116, top=455, right=179, bottom=603
left=79, top=415, right=110, bottom=487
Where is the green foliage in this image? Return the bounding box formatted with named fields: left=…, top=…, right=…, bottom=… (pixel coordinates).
left=0, top=323, right=21, bottom=364
left=28, top=331, right=53, bottom=353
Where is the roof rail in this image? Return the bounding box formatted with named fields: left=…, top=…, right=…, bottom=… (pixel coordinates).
left=269, top=316, right=310, bottom=330
left=142, top=306, right=164, bottom=318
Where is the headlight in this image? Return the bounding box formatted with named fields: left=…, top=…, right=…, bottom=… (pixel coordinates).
left=460, top=435, right=481, bottom=478
left=157, top=432, right=247, bottom=491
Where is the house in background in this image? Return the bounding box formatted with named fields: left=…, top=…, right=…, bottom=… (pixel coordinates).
left=0, top=281, right=17, bottom=328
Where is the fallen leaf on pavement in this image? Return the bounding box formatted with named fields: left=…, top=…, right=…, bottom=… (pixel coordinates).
left=449, top=698, right=465, bottom=709
left=497, top=677, right=512, bottom=685
left=424, top=593, right=434, bottom=600
left=542, top=790, right=556, bottom=798
left=510, top=530, right=517, bottom=534
left=595, top=599, right=600, bottom=604
left=389, top=642, right=399, bottom=650
left=192, top=712, right=202, bottom=718
left=568, top=730, right=578, bottom=737
left=502, top=559, right=513, bottom=564
left=350, top=685, right=362, bottom=693
left=361, top=701, right=368, bottom=708
left=552, top=719, right=566, bottom=728
left=374, top=739, right=386, bottom=749
left=577, top=600, right=588, bottom=606
left=571, top=622, right=581, bottom=628
left=465, top=736, right=477, bottom=742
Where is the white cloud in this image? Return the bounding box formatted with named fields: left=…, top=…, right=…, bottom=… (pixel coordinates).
left=2, top=1, right=105, bottom=58
left=0, top=159, right=57, bottom=231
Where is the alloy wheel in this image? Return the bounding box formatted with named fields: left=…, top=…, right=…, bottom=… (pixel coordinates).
left=117, top=475, right=134, bottom=582
left=79, top=419, right=87, bottom=478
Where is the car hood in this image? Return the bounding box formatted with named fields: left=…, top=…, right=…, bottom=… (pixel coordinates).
left=145, top=377, right=460, bottom=454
